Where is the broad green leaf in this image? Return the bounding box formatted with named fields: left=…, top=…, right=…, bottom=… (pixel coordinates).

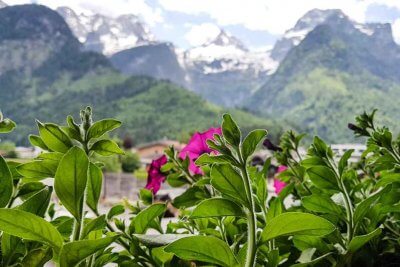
left=20, top=247, right=52, bottom=267
left=353, top=186, right=390, bottom=225
left=139, top=188, right=153, bottom=205
left=302, top=195, right=343, bottom=216
left=165, top=236, right=239, bottom=267
left=242, top=129, right=267, bottom=161
left=195, top=153, right=234, bottom=165
left=81, top=215, right=107, bottom=239
left=338, top=150, right=354, bottom=176
left=301, top=157, right=327, bottom=168
left=292, top=252, right=333, bottom=267
left=133, top=234, right=194, bottom=246
left=16, top=182, right=45, bottom=199
left=261, top=212, right=335, bottom=243
left=210, top=164, right=248, bottom=206
left=59, top=235, right=119, bottom=267
left=6, top=160, right=24, bottom=179
left=307, top=166, right=339, bottom=191
left=107, top=205, right=125, bottom=220
left=0, top=156, right=13, bottom=207
left=132, top=203, right=166, bottom=234
left=54, top=147, right=89, bottom=220
left=1, top=233, right=24, bottom=266
left=0, top=209, right=63, bottom=253
left=17, top=186, right=52, bottom=217
left=191, top=198, right=245, bottom=218
left=348, top=228, right=382, bottom=253
left=172, top=186, right=209, bottom=208
left=87, top=119, right=122, bottom=140
left=37, top=121, right=72, bottom=153
left=152, top=246, right=174, bottom=265
left=86, top=162, right=103, bottom=212
left=266, top=197, right=284, bottom=221
left=222, top=114, right=241, bottom=146
left=17, top=161, right=57, bottom=179
left=90, top=140, right=124, bottom=156
left=0, top=118, right=16, bottom=133
left=29, top=135, right=49, bottom=150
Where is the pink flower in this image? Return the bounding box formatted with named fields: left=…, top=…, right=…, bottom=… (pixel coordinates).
left=145, top=155, right=168, bottom=194
left=179, top=127, right=222, bottom=174
left=274, top=165, right=287, bottom=194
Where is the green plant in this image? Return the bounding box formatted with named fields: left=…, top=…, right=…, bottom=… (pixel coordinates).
left=121, top=151, right=141, bottom=173
left=0, top=108, right=400, bottom=266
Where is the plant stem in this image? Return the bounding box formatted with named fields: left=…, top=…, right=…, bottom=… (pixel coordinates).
left=239, top=159, right=257, bottom=267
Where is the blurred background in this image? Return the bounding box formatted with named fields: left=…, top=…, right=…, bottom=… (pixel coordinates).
left=1, top=1, right=400, bottom=194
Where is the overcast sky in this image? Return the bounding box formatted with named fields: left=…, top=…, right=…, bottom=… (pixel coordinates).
left=5, top=0, right=400, bottom=49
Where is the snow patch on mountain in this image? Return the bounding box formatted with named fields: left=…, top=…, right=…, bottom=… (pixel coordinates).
left=57, top=6, right=154, bottom=55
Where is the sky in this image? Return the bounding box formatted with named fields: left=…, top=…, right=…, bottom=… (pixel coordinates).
left=5, top=0, right=400, bottom=49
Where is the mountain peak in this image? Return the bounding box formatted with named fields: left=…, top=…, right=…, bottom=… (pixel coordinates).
left=57, top=6, right=155, bottom=55
left=0, top=0, right=7, bottom=8
left=205, top=29, right=248, bottom=51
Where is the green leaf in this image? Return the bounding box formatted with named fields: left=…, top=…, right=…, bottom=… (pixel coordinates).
left=29, top=135, right=49, bottom=150
left=54, top=147, right=89, bottom=220
left=165, top=236, right=239, bottom=267
left=133, top=234, right=194, bottom=246
left=132, top=203, right=166, bottom=234
left=107, top=205, right=125, bottom=220
left=139, top=188, right=153, bottom=205
left=222, top=114, right=241, bottom=146
left=242, top=129, right=267, bottom=161
left=87, top=119, right=122, bottom=140
left=338, top=150, right=354, bottom=176
left=86, top=162, right=103, bottom=212
left=17, top=186, right=52, bottom=217
left=307, top=166, right=339, bottom=191
left=210, top=164, right=248, bottom=206
left=292, top=252, right=333, bottom=267
left=90, top=140, right=124, bottom=156
left=266, top=197, right=284, bottom=221
left=59, top=235, right=119, bottom=267
left=81, top=215, right=107, bottom=239
left=261, top=212, right=335, bottom=243
left=0, top=209, right=63, bottom=254
left=348, top=228, right=382, bottom=253
left=37, top=121, right=72, bottom=153
left=0, top=156, right=13, bottom=207
left=195, top=153, right=233, bottom=166
left=191, top=198, right=245, bottom=218
left=302, top=195, right=343, bottom=216
left=17, top=161, right=57, bottom=179
left=0, top=118, right=16, bottom=133
left=172, top=186, right=209, bottom=209
left=20, top=247, right=52, bottom=267
left=353, top=186, right=390, bottom=225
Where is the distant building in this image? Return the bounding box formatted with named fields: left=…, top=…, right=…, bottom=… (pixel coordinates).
left=134, top=139, right=184, bottom=164
left=15, top=146, right=41, bottom=159
left=331, top=144, right=366, bottom=162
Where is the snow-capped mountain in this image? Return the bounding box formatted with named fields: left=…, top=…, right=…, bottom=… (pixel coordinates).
left=271, top=8, right=391, bottom=61
left=56, top=6, right=155, bottom=55
left=184, top=29, right=278, bottom=75
left=0, top=0, right=7, bottom=8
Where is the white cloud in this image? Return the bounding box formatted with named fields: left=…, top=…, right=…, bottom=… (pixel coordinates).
left=159, top=0, right=371, bottom=34
left=5, top=0, right=163, bottom=25
left=185, top=23, right=221, bottom=46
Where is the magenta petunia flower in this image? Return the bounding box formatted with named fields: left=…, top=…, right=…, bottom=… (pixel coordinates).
left=274, top=165, right=287, bottom=194
left=179, top=127, right=222, bottom=174
left=145, top=155, right=168, bottom=194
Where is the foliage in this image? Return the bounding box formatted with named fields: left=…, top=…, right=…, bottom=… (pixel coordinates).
left=121, top=151, right=141, bottom=173
left=0, top=108, right=400, bottom=266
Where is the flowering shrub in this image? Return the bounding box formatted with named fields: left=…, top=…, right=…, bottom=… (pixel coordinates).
left=0, top=108, right=398, bottom=266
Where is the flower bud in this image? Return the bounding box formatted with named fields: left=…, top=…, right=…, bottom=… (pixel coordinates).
left=263, top=139, right=282, bottom=151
